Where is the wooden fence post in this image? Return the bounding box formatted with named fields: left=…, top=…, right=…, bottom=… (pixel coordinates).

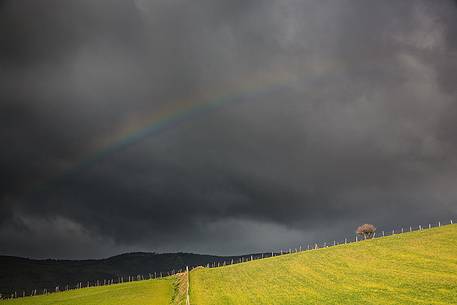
left=186, top=266, right=190, bottom=305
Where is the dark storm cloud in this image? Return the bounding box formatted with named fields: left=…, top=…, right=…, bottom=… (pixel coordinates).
left=1, top=0, right=457, bottom=258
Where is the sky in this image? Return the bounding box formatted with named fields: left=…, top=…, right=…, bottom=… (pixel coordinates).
left=1, top=0, right=457, bottom=259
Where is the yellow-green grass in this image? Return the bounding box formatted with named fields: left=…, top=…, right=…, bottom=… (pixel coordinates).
left=190, top=224, right=457, bottom=305
left=0, top=277, right=174, bottom=305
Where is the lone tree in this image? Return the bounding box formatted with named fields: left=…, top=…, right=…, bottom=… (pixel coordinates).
left=356, top=224, right=376, bottom=239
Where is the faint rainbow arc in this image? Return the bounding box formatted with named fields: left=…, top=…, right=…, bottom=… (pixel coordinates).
left=77, top=76, right=296, bottom=171
left=28, top=71, right=299, bottom=195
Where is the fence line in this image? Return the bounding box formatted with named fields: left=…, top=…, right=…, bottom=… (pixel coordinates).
left=201, top=219, right=456, bottom=269
left=0, top=267, right=188, bottom=300
left=1, top=219, right=454, bottom=300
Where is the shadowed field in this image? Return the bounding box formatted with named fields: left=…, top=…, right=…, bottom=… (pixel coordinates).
left=190, top=225, right=457, bottom=305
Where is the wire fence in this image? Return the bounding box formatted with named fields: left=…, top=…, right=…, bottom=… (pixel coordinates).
left=1, top=219, right=454, bottom=300
left=0, top=269, right=184, bottom=300
left=200, top=219, right=455, bottom=269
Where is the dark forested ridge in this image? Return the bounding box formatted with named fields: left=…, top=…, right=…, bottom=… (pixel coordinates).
left=0, top=252, right=255, bottom=295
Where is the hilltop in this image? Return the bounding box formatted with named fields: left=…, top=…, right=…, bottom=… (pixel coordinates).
left=190, top=224, right=457, bottom=304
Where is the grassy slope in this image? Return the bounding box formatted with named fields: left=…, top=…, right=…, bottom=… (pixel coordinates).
left=0, top=278, right=174, bottom=305
left=190, top=225, right=457, bottom=305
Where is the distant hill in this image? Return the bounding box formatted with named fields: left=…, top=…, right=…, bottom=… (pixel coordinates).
left=0, top=252, right=255, bottom=295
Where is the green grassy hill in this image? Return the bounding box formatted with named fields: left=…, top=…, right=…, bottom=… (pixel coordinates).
left=0, top=278, right=174, bottom=305
left=190, top=224, right=457, bottom=305
left=2, top=224, right=457, bottom=305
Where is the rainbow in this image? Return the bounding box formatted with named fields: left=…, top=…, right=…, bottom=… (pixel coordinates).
left=76, top=73, right=297, bottom=171
left=29, top=68, right=307, bottom=194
